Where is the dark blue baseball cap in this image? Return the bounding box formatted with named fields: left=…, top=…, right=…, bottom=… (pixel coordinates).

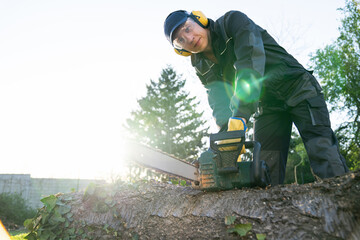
left=164, top=10, right=190, bottom=46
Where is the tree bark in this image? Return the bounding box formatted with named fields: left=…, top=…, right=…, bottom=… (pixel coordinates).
left=28, top=170, right=360, bottom=240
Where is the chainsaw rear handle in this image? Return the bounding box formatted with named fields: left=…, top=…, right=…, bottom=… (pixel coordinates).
left=209, top=130, right=263, bottom=186
left=209, top=130, right=245, bottom=152
left=245, top=141, right=262, bottom=185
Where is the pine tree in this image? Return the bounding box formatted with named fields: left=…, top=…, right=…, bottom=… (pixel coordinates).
left=126, top=66, right=209, bottom=162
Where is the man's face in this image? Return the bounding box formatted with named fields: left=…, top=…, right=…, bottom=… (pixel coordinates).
left=172, top=18, right=209, bottom=53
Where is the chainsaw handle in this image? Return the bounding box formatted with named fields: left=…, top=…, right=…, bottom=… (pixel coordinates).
left=209, top=130, right=245, bottom=152
left=210, top=130, right=245, bottom=141
left=244, top=141, right=262, bottom=185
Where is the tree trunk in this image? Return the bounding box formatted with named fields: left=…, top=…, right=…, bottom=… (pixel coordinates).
left=26, top=170, right=360, bottom=240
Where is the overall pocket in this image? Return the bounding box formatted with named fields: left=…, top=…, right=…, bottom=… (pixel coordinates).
left=306, top=95, right=331, bottom=126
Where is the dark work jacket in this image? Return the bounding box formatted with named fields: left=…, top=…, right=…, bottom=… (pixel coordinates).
left=191, top=11, right=320, bottom=128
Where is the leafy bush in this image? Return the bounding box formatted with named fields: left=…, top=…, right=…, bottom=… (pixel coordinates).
left=10, top=229, right=28, bottom=240
left=0, top=193, right=36, bottom=229
left=11, top=233, right=28, bottom=240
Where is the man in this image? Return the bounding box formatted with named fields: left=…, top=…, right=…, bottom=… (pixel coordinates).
left=163, top=10, right=348, bottom=185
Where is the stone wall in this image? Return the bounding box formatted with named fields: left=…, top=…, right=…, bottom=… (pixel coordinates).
left=0, top=174, right=105, bottom=209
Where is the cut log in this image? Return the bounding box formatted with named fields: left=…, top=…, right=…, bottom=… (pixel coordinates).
left=25, top=170, right=360, bottom=240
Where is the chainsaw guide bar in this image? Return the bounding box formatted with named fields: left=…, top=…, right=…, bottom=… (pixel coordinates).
left=125, top=131, right=271, bottom=190
left=125, top=140, right=199, bottom=182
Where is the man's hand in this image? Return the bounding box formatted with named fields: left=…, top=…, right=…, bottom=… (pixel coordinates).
left=228, top=117, right=247, bottom=131
left=219, top=117, right=247, bottom=161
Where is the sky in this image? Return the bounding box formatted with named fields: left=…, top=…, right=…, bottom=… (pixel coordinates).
left=0, top=0, right=346, bottom=181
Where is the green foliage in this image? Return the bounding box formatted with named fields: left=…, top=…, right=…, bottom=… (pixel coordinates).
left=25, top=193, right=77, bottom=239
left=10, top=229, right=28, bottom=236
left=285, top=133, right=315, bottom=184
left=24, top=193, right=76, bottom=240
left=256, top=234, right=267, bottom=240
left=0, top=193, right=36, bottom=228
left=224, top=216, right=266, bottom=239
left=10, top=232, right=28, bottom=240
left=24, top=183, right=136, bottom=240
left=227, top=223, right=252, bottom=237
left=224, top=216, right=236, bottom=225
left=10, top=229, right=29, bottom=240
left=169, top=179, right=188, bottom=186
left=126, top=66, right=209, bottom=162
left=310, top=0, right=360, bottom=170
left=340, top=140, right=360, bottom=170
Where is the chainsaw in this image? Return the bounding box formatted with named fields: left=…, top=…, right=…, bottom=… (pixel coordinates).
left=125, top=130, right=271, bottom=190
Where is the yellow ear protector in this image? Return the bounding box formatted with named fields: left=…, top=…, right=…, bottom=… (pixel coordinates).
left=174, top=48, right=192, bottom=56
left=190, top=11, right=209, bottom=28
left=174, top=10, right=208, bottom=57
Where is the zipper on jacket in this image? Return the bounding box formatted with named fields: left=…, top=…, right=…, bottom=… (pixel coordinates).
left=220, top=37, right=232, bottom=55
